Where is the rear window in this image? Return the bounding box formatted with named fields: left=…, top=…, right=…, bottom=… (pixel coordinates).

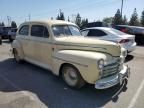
left=87, top=29, right=107, bottom=37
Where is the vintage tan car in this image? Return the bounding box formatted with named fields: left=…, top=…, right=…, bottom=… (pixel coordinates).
left=12, top=20, right=130, bottom=89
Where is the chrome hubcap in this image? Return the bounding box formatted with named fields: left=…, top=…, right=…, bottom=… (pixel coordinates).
left=64, top=67, right=78, bottom=86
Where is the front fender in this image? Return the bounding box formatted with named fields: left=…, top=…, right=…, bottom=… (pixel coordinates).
left=52, top=50, right=109, bottom=84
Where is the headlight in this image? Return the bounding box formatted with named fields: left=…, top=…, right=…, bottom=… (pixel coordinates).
left=98, top=59, right=105, bottom=79
left=98, top=59, right=104, bottom=70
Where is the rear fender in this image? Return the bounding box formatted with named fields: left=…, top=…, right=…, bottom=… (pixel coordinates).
left=12, top=40, right=24, bottom=59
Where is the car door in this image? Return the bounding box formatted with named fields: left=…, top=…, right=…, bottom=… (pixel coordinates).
left=17, top=25, right=33, bottom=59
left=30, top=24, right=52, bottom=69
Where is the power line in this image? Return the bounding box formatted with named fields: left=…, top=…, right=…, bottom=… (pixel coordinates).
left=28, top=14, right=31, bottom=21
left=2, top=0, right=121, bottom=23
left=7, top=16, right=11, bottom=26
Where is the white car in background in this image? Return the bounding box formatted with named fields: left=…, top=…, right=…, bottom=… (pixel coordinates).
left=81, top=27, right=137, bottom=53
left=0, top=35, right=2, bottom=45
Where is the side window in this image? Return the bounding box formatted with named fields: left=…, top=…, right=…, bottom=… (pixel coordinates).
left=31, top=25, right=49, bottom=38
left=19, top=25, right=29, bottom=35
left=87, top=29, right=107, bottom=37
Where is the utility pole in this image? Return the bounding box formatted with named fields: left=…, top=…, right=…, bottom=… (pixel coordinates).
left=7, top=16, right=11, bottom=26
left=121, top=0, right=124, bottom=17
left=28, top=14, right=31, bottom=21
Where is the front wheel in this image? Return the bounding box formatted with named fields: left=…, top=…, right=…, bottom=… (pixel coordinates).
left=62, top=65, right=85, bottom=89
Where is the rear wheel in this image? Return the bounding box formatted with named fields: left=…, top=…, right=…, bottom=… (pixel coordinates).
left=62, top=64, right=85, bottom=89
left=13, top=49, right=22, bottom=63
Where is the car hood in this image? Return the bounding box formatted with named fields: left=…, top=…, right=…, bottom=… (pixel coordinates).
left=54, top=36, right=121, bottom=57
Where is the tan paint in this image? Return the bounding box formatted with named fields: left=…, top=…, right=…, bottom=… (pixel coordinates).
left=12, top=20, right=124, bottom=84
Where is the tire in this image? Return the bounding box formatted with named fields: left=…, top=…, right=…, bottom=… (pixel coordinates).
left=62, top=64, right=85, bottom=89
left=13, top=49, right=22, bottom=63
left=0, top=39, right=2, bottom=45
left=9, top=38, right=13, bottom=42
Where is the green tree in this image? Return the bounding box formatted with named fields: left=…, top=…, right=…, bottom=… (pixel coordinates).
left=103, top=17, right=113, bottom=24
left=75, top=13, right=81, bottom=27
left=68, top=16, right=70, bottom=22
left=11, top=21, right=17, bottom=28
left=86, top=18, right=88, bottom=24
left=56, top=14, right=60, bottom=20
left=113, top=9, right=122, bottom=25
left=56, top=9, right=65, bottom=20
left=81, top=18, right=88, bottom=29
left=122, top=15, right=128, bottom=25
left=129, top=8, right=140, bottom=26
left=140, top=9, right=144, bottom=26
left=1, top=22, right=5, bottom=27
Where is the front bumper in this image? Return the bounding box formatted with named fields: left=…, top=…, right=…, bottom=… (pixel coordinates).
left=95, top=65, right=130, bottom=89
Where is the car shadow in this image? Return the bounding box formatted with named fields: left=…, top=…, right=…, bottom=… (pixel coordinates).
left=0, top=58, right=129, bottom=108
left=125, top=54, right=134, bottom=63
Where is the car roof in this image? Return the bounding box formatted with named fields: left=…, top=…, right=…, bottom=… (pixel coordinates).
left=116, top=25, right=144, bottom=29
left=82, top=27, right=112, bottom=31
left=21, top=20, right=76, bottom=27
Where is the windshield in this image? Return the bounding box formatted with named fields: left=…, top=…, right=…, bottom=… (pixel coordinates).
left=52, top=25, right=81, bottom=37
left=109, top=28, right=126, bottom=35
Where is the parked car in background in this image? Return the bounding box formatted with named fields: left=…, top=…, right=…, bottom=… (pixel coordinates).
left=8, top=28, right=17, bottom=42
left=1, top=27, right=11, bottom=39
left=12, top=20, right=130, bottom=89
left=81, top=27, right=136, bottom=53
left=113, top=25, right=144, bottom=45
left=0, top=33, right=2, bottom=45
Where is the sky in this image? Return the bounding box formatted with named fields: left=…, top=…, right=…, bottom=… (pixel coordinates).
left=0, top=0, right=144, bottom=26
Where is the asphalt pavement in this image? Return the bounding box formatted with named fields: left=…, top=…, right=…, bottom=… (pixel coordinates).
left=0, top=41, right=144, bottom=108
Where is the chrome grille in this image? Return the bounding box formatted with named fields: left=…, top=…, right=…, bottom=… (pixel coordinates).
left=102, top=61, right=121, bottom=78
